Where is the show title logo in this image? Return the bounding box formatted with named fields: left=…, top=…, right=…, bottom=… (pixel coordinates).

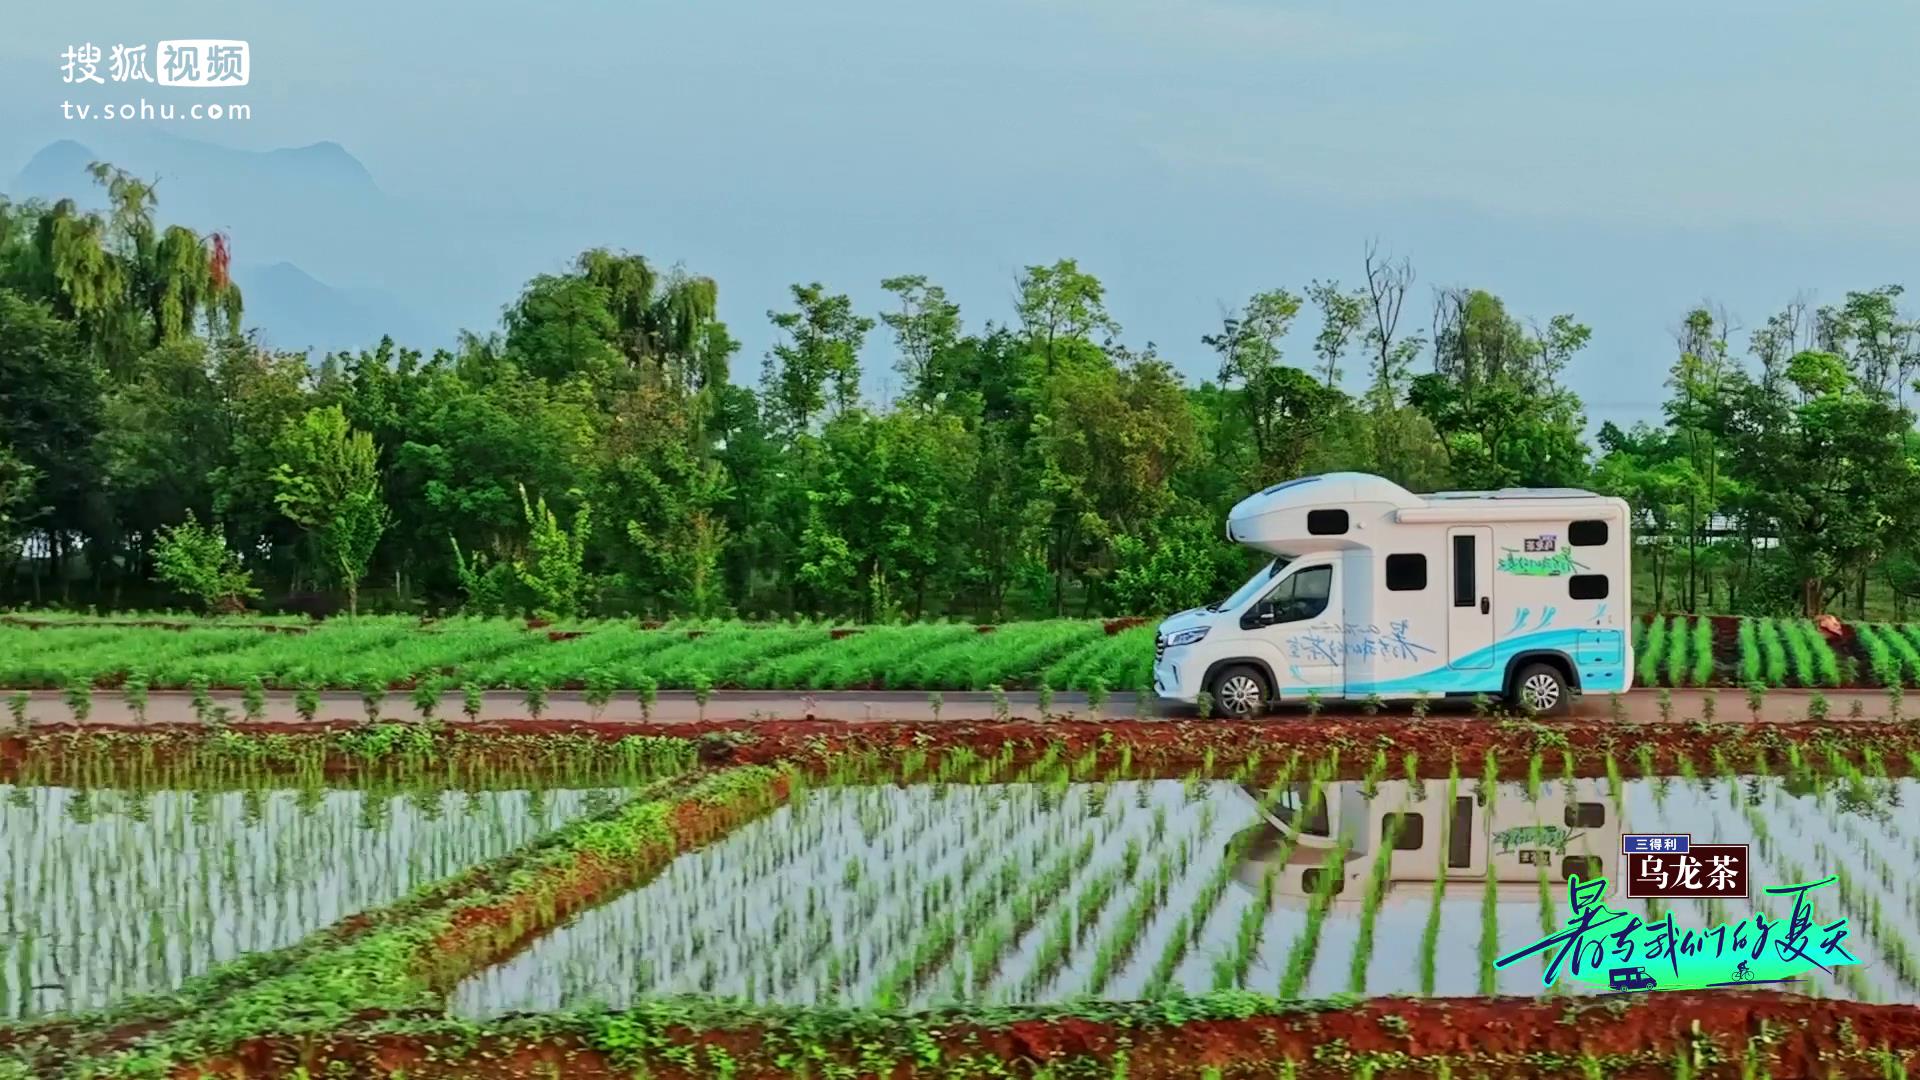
left=1495, top=834, right=1856, bottom=993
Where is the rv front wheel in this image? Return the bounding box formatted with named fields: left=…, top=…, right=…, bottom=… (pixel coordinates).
left=1208, top=665, right=1267, bottom=718
left=1511, top=663, right=1570, bottom=716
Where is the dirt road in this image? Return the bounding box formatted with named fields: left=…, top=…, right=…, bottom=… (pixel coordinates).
left=4, top=687, right=1901, bottom=728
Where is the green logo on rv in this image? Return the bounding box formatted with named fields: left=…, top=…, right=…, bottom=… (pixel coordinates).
left=1493, top=824, right=1581, bottom=854
left=1498, top=545, right=1585, bottom=577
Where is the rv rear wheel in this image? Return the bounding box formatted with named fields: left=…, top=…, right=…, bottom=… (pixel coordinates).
left=1510, top=662, right=1570, bottom=716
left=1207, top=665, right=1267, bottom=718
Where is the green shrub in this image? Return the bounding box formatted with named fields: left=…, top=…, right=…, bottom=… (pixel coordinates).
left=1664, top=616, right=1690, bottom=688
left=1883, top=625, right=1920, bottom=686
left=1737, top=618, right=1761, bottom=685
left=1688, top=617, right=1715, bottom=686
left=1636, top=616, right=1669, bottom=687
left=1857, top=625, right=1899, bottom=689
left=1755, top=618, right=1789, bottom=687
left=152, top=512, right=261, bottom=612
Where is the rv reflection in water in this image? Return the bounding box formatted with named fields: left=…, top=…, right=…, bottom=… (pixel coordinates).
left=1223, top=779, right=1621, bottom=906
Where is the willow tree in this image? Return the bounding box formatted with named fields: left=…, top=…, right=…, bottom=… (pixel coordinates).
left=23, top=164, right=241, bottom=374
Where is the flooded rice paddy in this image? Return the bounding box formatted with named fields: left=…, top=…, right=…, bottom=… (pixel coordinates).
left=0, top=784, right=620, bottom=1018
left=454, top=769, right=1920, bottom=1015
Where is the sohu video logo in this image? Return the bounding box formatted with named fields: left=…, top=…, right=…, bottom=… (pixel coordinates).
left=1494, top=832, right=1857, bottom=993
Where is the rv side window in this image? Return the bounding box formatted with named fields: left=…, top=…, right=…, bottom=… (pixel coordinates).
left=1255, top=565, right=1332, bottom=624
left=1565, top=802, right=1605, bottom=828
left=1389, top=813, right=1425, bottom=850
left=1385, top=553, right=1426, bottom=591
left=1301, top=868, right=1346, bottom=895
left=1569, top=574, right=1609, bottom=600
left=1569, top=520, right=1609, bottom=546
left=1306, top=509, right=1349, bottom=535
left=1561, top=854, right=1604, bottom=882
left=1451, top=535, right=1475, bottom=607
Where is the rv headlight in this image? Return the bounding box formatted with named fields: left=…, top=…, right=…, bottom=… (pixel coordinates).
left=1166, top=627, right=1210, bottom=647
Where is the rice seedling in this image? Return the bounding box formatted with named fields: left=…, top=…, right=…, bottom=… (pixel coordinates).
left=1088, top=679, right=1109, bottom=721
left=295, top=684, right=320, bottom=723
left=123, top=672, right=149, bottom=724
left=0, top=773, right=623, bottom=1019
left=1276, top=827, right=1353, bottom=998
left=189, top=674, right=213, bottom=723
left=637, top=675, right=658, bottom=720
left=1346, top=754, right=1418, bottom=994
left=692, top=672, right=714, bottom=721
left=1416, top=762, right=1460, bottom=996
left=63, top=678, right=92, bottom=723
left=1478, top=750, right=1499, bottom=996
left=242, top=676, right=268, bottom=722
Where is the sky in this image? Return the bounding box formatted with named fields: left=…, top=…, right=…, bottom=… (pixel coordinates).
left=6, top=0, right=1920, bottom=430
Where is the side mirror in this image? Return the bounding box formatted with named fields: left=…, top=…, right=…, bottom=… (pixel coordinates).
left=1255, top=603, right=1280, bottom=625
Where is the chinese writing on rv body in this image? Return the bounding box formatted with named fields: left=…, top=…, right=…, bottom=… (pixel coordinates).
left=1286, top=620, right=1435, bottom=666
left=61, top=42, right=249, bottom=88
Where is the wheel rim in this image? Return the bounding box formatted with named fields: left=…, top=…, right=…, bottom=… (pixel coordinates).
left=1219, top=675, right=1262, bottom=715
left=1522, top=672, right=1562, bottom=711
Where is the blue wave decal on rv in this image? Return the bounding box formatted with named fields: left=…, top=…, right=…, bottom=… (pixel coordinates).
left=1276, top=627, right=1630, bottom=697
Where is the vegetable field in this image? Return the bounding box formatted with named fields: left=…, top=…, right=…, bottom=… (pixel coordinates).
left=0, top=616, right=1154, bottom=693
left=1634, top=613, right=1920, bottom=690
left=13, top=610, right=1920, bottom=696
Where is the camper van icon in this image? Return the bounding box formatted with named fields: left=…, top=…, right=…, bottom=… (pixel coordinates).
left=1608, top=966, right=1657, bottom=992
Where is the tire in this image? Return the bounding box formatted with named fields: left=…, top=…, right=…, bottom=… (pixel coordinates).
left=1511, top=662, right=1570, bottom=716
left=1207, top=664, right=1268, bottom=719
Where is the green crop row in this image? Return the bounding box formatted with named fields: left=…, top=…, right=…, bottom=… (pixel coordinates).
left=16, top=609, right=1920, bottom=694
left=0, top=617, right=1132, bottom=693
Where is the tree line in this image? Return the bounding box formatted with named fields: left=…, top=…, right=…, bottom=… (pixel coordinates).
left=2, top=166, right=1916, bottom=621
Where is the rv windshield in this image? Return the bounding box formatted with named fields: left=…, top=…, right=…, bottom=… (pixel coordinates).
left=1211, top=558, right=1291, bottom=613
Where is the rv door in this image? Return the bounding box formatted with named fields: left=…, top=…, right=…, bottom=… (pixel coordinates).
left=1447, top=527, right=1494, bottom=668
left=1241, top=560, right=1341, bottom=697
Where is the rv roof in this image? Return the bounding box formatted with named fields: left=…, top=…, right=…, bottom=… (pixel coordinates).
left=1427, top=487, right=1600, bottom=501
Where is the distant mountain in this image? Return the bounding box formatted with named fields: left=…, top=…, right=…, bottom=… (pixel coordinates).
left=7, top=135, right=461, bottom=355
left=10, top=139, right=105, bottom=207
left=235, top=261, right=426, bottom=357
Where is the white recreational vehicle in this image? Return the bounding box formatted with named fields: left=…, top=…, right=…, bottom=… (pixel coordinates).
left=1152, top=472, right=1633, bottom=717
left=1222, top=779, right=1621, bottom=908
